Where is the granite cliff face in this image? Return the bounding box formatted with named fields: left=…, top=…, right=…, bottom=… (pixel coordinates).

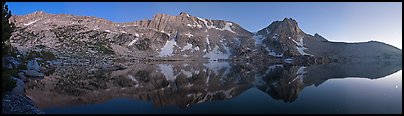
left=9, top=11, right=402, bottom=65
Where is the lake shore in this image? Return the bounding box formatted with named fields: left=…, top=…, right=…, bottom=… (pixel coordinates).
left=2, top=91, right=44, bottom=114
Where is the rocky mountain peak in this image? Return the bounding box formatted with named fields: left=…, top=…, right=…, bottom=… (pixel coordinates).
left=282, top=17, right=297, bottom=23
left=253, top=17, right=310, bottom=57
left=31, top=11, right=48, bottom=15
left=313, top=33, right=328, bottom=41
left=24, top=11, right=52, bottom=18
left=274, top=17, right=302, bottom=35
left=179, top=12, right=191, bottom=17
left=256, top=17, right=303, bottom=37
left=16, top=10, right=49, bottom=19
left=282, top=18, right=301, bottom=31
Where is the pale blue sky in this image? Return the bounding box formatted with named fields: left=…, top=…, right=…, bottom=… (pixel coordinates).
left=7, top=2, right=402, bottom=49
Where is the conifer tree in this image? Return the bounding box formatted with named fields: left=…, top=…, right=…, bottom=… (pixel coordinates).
left=2, top=2, right=16, bottom=94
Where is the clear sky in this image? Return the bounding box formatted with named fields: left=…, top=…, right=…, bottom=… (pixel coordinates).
left=7, top=2, right=402, bottom=49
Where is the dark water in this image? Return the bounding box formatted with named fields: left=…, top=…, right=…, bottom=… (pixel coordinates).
left=25, top=61, right=402, bottom=114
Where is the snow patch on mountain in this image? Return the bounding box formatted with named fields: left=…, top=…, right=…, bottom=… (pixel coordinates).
left=222, top=22, right=235, bottom=33
left=185, top=32, right=194, bottom=38
left=266, top=48, right=283, bottom=57
left=186, top=24, right=193, bottom=27
left=194, top=46, right=200, bottom=51
left=297, top=47, right=311, bottom=56
left=127, top=38, right=139, bottom=47
left=187, top=23, right=203, bottom=28
left=197, top=17, right=209, bottom=26
left=253, top=34, right=264, bottom=45
left=160, top=30, right=171, bottom=36
left=203, top=46, right=231, bottom=60
left=159, top=39, right=178, bottom=57
left=206, top=35, right=211, bottom=51
left=291, top=36, right=313, bottom=56
left=195, top=17, right=235, bottom=33
left=181, top=43, right=194, bottom=52
left=210, top=22, right=235, bottom=33
left=23, top=19, right=40, bottom=26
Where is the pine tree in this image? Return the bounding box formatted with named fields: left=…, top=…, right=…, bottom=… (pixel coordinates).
left=2, top=2, right=14, bottom=49
left=2, top=2, right=16, bottom=94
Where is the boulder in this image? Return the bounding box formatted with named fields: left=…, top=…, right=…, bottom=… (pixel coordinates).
left=11, top=77, right=25, bottom=96
left=22, top=70, right=45, bottom=77
left=27, top=60, right=40, bottom=71
left=17, top=72, right=28, bottom=82
left=2, top=56, right=21, bottom=69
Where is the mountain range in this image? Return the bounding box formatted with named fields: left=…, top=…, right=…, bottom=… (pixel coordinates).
left=9, top=11, right=402, bottom=65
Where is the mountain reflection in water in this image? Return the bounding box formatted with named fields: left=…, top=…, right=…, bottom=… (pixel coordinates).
left=25, top=61, right=402, bottom=112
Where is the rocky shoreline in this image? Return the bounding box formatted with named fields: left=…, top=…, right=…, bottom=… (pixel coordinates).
left=1, top=49, right=125, bottom=114
left=2, top=77, right=44, bottom=114
left=2, top=56, right=46, bottom=114
left=2, top=91, right=44, bottom=114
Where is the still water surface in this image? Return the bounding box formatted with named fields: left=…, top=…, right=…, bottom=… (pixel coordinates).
left=25, top=61, right=402, bottom=114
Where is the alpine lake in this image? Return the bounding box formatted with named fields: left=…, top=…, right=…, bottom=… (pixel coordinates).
left=25, top=60, right=402, bottom=114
